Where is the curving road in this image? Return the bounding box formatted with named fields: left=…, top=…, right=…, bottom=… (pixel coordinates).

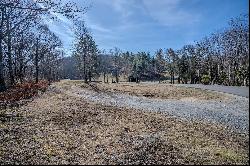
left=175, top=84, right=249, bottom=98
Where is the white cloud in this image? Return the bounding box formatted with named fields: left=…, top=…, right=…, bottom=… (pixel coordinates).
left=41, top=0, right=202, bottom=54
left=89, top=23, right=111, bottom=33
left=111, top=0, right=134, bottom=17
left=83, top=15, right=111, bottom=33
left=143, top=0, right=200, bottom=26
left=95, top=0, right=135, bottom=18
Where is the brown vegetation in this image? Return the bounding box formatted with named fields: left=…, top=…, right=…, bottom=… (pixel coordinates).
left=0, top=80, right=49, bottom=108
left=79, top=81, right=230, bottom=100
left=0, top=81, right=248, bottom=164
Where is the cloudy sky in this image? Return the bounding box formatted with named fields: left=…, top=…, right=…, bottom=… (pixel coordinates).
left=46, top=0, right=249, bottom=55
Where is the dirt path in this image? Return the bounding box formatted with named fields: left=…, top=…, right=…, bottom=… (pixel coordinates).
left=59, top=83, right=249, bottom=133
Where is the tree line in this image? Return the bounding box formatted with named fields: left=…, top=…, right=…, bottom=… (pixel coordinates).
left=65, top=14, right=248, bottom=86
left=0, top=0, right=86, bottom=92
left=1, top=0, right=248, bottom=92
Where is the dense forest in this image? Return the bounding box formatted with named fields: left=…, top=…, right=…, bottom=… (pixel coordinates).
left=0, top=0, right=249, bottom=93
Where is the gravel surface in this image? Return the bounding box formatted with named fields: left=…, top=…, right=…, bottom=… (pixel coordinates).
left=65, top=85, right=249, bottom=133
left=175, top=84, right=249, bottom=98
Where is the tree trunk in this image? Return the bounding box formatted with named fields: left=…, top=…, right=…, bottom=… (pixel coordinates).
left=84, top=74, right=87, bottom=83
left=88, top=71, right=91, bottom=82
left=48, top=67, right=52, bottom=83
left=0, top=35, right=5, bottom=91
left=197, top=69, right=200, bottom=84
left=35, top=38, right=39, bottom=83
left=6, top=14, right=15, bottom=86
left=228, top=64, right=231, bottom=86
left=178, top=70, right=180, bottom=84
left=103, top=72, right=106, bottom=83
left=217, top=64, right=220, bottom=84
left=115, top=70, right=119, bottom=83
left=14, top=51, right=18, bottom=80
left=83, top=53, right=87, bottom=83
left=170, top=74, right=172, bottom=84
left=243, top=77, right=247, bottom=86
left=208, top=65, right=211, bottom=84
left=0, top=7, right=6, bottom=91
left=7, top=40, right=15, bottom=85
left=18, top=49, right=25, bottom=84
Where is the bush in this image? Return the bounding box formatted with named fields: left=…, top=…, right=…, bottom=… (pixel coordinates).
left=201, top=75, right=211, bottom=85
left=0, top=80, right=49, bottom=103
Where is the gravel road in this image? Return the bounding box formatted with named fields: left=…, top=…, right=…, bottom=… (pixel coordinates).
left=175, top=84, right=249, bottom=98
left=64, top=85, right=249, bottom=133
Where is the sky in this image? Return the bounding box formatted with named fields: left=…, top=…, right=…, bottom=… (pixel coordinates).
left=46, top=0, right=249, bottom=55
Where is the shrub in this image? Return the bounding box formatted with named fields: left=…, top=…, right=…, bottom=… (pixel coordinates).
left=0, top=80, right=49, bottom=103
left=201, top=75, right=211, bottom=85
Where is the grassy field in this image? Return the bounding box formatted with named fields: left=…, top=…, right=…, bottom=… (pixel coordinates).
left=0, top=80, right=248, bottom=164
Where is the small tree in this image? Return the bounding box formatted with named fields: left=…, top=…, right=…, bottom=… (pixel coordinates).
left=155, top=49, right=166, bottom=83
left=73, top=22, right=99, bottom=83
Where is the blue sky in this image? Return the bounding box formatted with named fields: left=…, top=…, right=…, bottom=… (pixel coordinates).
left=46, top=0, right=249, bottom=55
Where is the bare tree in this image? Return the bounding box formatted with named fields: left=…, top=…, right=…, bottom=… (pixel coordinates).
left=0, top=0, right=87, bottom=91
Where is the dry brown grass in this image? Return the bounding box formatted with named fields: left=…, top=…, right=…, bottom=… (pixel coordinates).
left=73, top=81, right=230, bottom=101
left=0, top=80, right=248, bottom=165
